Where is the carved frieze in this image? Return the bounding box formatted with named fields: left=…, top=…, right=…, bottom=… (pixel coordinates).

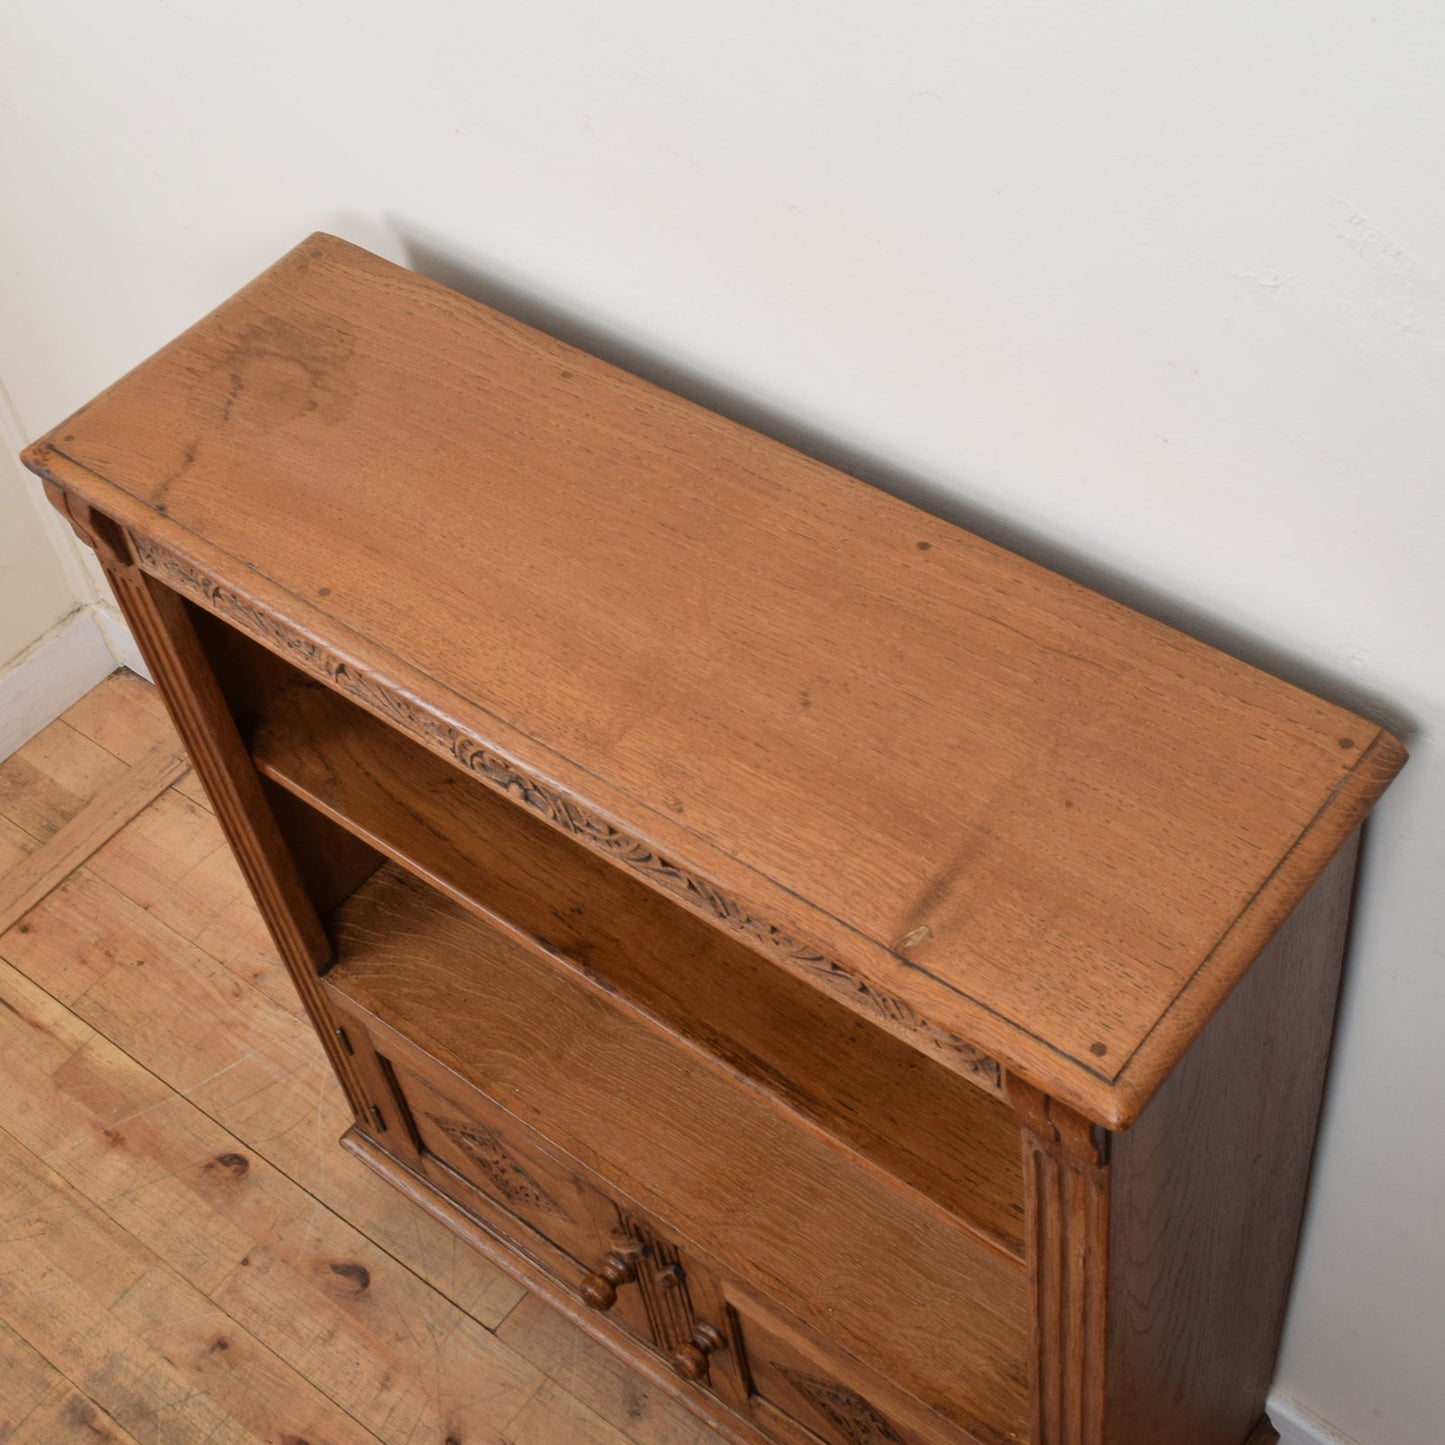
left=776, top=1366, right=906, bottom=1445
left=130, top=532, right=1002, bottom=1095
left=426, top=1114, right=560, bottom=1215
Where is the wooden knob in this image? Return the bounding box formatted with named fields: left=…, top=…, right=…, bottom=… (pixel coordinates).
left=670, top=1323, right=724, bottom=1381
left=579, top=1252, right=638, bottom=1312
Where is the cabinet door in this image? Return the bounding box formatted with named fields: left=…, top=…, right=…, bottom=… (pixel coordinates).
left=726, top=1284, right=989, bottom=1445
left=328, top=988, right=746, bottom=1408
left=322, top=866, right=1030, bottom=1440
left=328, top=987, right=613, bottom=1277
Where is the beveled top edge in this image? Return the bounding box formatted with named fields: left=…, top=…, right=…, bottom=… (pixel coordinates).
left=19, top=232, right=1408, bottom=1126
left=25, top=440, right=1405, bottom=1129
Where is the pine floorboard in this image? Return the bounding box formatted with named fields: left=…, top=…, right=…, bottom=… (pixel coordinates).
left=0, top=670, right=724, bottom=1445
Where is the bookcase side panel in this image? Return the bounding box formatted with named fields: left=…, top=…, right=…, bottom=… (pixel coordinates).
left=57, top=494, right=374, bottom=1123
left=1104, top=833, right=1360, bottom=1445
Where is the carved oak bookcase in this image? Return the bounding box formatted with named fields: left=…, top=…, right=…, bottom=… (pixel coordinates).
left=25, top=235, right=1404, bottom=1445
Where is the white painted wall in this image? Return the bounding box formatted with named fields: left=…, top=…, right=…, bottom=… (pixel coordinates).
left=1, top=3, right=1441, bottom=1438
left=0, top=390, right=76, bottom=669
left=0, top=380, right=146, bottom=756
left=0, top=379, right=133, bottom=756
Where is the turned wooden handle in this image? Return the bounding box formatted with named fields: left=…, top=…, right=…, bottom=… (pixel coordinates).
left=670, top=1323, right=725, bottom=1381
left=579, top=1251, right=639, bottom=1311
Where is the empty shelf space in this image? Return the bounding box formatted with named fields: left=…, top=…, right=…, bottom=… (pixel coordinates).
left=251, top=675, right=1026, bottom=1256
left=324, top=861, right=1032, bottom=1434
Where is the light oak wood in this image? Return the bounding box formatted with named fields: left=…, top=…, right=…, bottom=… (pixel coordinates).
left=496, top=1292, right=720, bottom=1445
left=0, top=1320, right=141, bottom=1445
left=504, top=1378, right=643, bottom=1445
left=4, top=860, right=527, bottom=1333
left=725, top=1278, right=968, bottom=1445
left=0, top=737, right=187, bottom=936
left=340, top=1130, right=773, bottom=1445
left=23, top=233, right=1404, bottom=1124
left=49, top=667, right=172, bottom=765
left=1006, top=1081, right=1110, bottom=1445
left=84, top=783, right=306, bottom=1016
left=1103, top=838, right=1359, bottom=1445
left=325, top=863, right=1031, bottom=1440
left=0, top=1124, right=305, bottom=1445
left=253, top=675, right=1025, bottom=1253
left=19, top=236, right=1407, bottom=1444
left=0, top=957, right=541, bottom=1442
left=0, top=680, right=717, bottom=1445
left=0, top=716, right=129, bottom=846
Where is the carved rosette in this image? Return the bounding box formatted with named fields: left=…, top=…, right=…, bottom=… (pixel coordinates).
left=775, top=1366, right=906, bottom=1445
left=426, top=1114, right=559, bottom=1215
left=126, top=530, right=1004, bottom=1095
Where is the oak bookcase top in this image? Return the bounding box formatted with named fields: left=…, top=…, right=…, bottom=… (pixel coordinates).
left=24, top=233, right=1405, bottom=1126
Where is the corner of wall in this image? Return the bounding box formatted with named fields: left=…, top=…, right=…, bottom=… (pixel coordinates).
left=92, top=597, right=148, bottom=680
left=0, top=608, right=122, bottom=760
left=0, top=374, right=104, bottom=610
left=0, top=374, right=145, bottom=760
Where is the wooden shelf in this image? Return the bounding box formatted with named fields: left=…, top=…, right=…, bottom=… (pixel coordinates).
left=31, top=232, right=1402, bottom=1444
left=27, top=236, right=1405, bottom=1130
left=253, top=676, right=1026, bottom=1257
left=323, top=860, right=1031, bottom=1440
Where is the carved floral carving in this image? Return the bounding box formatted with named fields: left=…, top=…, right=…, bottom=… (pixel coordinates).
left=776, top=1366, right=906, bottom=1445
left=131, top=534, right=1002, bottom=1094
left=426, top=1114, right=559, bottom=1215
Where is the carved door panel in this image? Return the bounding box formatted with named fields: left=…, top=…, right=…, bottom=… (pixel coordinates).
left=728, top=1284, right=979, bottom=1445
left=326, top=986, right=746, bottom=1407
left=327, top=987, right=620, bottom=1291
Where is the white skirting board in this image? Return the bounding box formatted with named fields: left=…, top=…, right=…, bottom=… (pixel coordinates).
left=1269, top=1393, right=1367, bottom=1445
left=0, top=603, right=147, bottom=760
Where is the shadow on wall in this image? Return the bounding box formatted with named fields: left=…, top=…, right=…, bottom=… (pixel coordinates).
left=394, top=219, right=1415, bottom=749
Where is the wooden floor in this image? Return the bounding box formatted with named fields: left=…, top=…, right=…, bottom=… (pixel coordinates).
left=0, top=670, right=725, bottom=1445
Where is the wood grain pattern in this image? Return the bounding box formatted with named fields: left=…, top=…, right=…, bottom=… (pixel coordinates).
left=0, top=738, right=187, bottom=936
left=343, top=1129, right=769, bottom=1445
left=725, top=1279, right=972, bottom=1445
left=326, top=864, right=1031, bottom=1439
left=0, top=919, right=540, bottom=1442
left=22, top=233, right=1406, bottom=1123
left=0, top=1122, right=345, bottom=1445
left=72, top=538, right=381, bottom=1133
left=0, top=1320, right=141, bottom=1444
left=48, top=667, right=171, bottom=765
left=0, top=682, right=717, bottom=1445
left=503, top=1378, right=643, bottom=1445
left=1007, top=1082, right=1109, bottom=1445
left=1103, top=836, right=1360, bottom=1445
left=4, top=858, right=525, bottom=1335
left=16, top=237, right=1406, bottom=1445
left=360, top=1025, right=616, bottom=1293
left=92, top=558, right=332, bottom=976
left=253, top=676, right=1024, bottom=1252
left=0, top=715, right=129, bottom=847
left=497, top=1292, right=721, bottom=1445
left=129, top=530, right=1008, bottom=1100
left=84, top=783, right=309, bottom=1016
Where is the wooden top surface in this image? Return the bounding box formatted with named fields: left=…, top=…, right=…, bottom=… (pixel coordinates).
left=25, top=234, right=1405, bottom=1126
